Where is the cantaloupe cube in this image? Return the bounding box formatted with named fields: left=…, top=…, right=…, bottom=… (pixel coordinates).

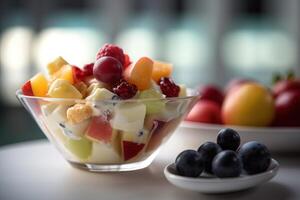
left=151, top=61, right=173, bottom=82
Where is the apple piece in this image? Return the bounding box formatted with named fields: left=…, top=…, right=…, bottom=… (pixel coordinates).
left=21, top=80, right=34, bottom=96
left=178, top=84, right=187, bottom=97
left=48, top=79, right=82, bottom=99
left=197, top=84, right=224, bottom=106
left=110, top=102, right=146, bottom=132
left=124, top=57, right=154, bottom=91
left=30, top=73, right=49, bottom=97
left=151, top=61, right=173, bottom=82
left=88, top=141, right=121, bottom=164
left=47, top=56, right=68, bottom=75
left=122, top=141, right=145, bottom=161
left=66, top=137, right=92, bottom=160
left=273, top=90, right=300, bottom=126
left=138, top=88, right=165, bottom=114
left=122, top=129, right=149, bottom=144
left=185, top=100, right=222, bottom=124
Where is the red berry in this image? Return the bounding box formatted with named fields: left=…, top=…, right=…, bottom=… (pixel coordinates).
left=124, top=54, right=131, bottom=69
left=72, top=66, right=85, bottom=83
left=93, top=56, right=123, bottom=84
left=113, top=80, right=137, bottom=99
left=96, top=43, right=125, bottom=66
left=83, top=62, right=94, bottom=76
left=159, top=77, right=180, bottom=97
left=21, top=80, right=34, bottom=96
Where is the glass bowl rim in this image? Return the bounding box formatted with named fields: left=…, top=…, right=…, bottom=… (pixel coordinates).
left=16, top=89, right=199, bottom=104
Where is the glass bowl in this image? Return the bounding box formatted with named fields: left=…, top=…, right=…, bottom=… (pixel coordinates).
left=16, top=90, right=198, bottom=172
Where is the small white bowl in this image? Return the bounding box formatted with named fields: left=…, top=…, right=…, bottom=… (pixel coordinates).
left=164, top=158, right=279, bottom=194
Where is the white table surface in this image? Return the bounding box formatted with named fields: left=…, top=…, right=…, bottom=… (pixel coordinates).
left=0, top=136, right=300, bottom=200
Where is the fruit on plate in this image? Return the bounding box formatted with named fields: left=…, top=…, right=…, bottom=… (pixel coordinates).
left=175, top=150, right=204, bottom=177
left=272, top=79, right=300, bottom=98
left=212, top=150, right=242, bottom=178
left=217, top=128, right=240, bottom=151
left=138, top=88, right=165, bottom=114
left=48, top=79, right=82, bottom=99
left=222, top=83, right=275, bottom=126
left=225, top=78, right=253, bottom=95
left=21, top=73, right=48, bottom=97
left=238, top=141, right=271, bottom=175
left=174, top=128, right=273, bottom=178
left=198, top=84, right=224, bottom=106
left=185, top=100, right=221, bottom=124
left=197, top=142, right=222, bottom=173
left=124, top=57, right=154, bottom=91
left=110, top=102, right=146, bottom=132
left=151, top=61, right=173, bottom=82
left=66, top=137, right=92, bottom=160
left=272, top=90, right=300, bottom=127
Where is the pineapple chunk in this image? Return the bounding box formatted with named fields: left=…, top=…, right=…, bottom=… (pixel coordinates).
left=178, top=84, right=187, bottom=97
left=47, top=56, right=68, bottom=75
left=48, top=79, right=82, bottom=99
left=30, top=73, right=49, bottom=97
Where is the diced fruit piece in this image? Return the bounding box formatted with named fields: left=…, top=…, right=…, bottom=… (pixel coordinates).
left=197, top=142, right=222, bottom=173
left=145, top=117, right=181, bottom=152
left=60, top=120, right=90, bottom=138
left=222, top=83, right=275, bottom=126
left=198, top=84, right=224, bottom=106
left=138, top=89, right=165, bottom=114
left=66, top=137, right=92, bottom=160
left=67, top=104, right=93, bottom=124
left=21, top=80, right=34, bottom=96
left=74, top=82, right=88, bottom=98
left=175, top=150, right=204, bottom=177
left=86, top=116, right=115, bottom=143
left=273, top=90, right=300, bottom=126
left=88, top=141, right=121, bottom=164
left=212, top=150, right=242, bottom=178
left=47, top=56, right=68, bottom=75
left=96, top=43, right=125, bottom=66
left=185, top=100, right=221, bottom=124
left=159, top=77, right=180, bottom=97
left=124, top=57, right=154, bottom=91
left=30, top=73, right=49, bottom=97
left=93, top=56, right=123, bottom=84
left=238, top=141, right=271, bottom=174
left=48, top=79, right=82, bottom=99
left=155, top=100, right=188, bottom=122
left=52, top=64, right=74, bottom=84
left=86, top=82, right=107, bottom=96
left=86, top=88, right=115, bottom=101
left=178, top=85, right=187, bottom=97
left=83, top=63, right=94, bottom=76
left=113, top=79, right=137, bottom=99
left=72, top=66, right=85, bottom=83
left=110, top=102, right=146, bottom=132
left=151, top=61, right=173, bottom=82
left=122, top=141, right=145, bottom=161
left=217, top=128, right=240, bottom=151
left=122, top=129, right=149, bottom=144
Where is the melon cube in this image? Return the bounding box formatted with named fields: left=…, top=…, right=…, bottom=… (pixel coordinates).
left=66, top=137, right=92, bottom=160
left=48, top=79, right=82, bottom=99
left=151, top=61, right=173, bottom=82
left=47, top=56, right=68, bottom=75
left=88, top=141, right=121, bottom=164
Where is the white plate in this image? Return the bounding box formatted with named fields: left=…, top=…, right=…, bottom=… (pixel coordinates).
left=176, top=122, right=300, bottom=153
left=164, top=159, right=279, bottom=194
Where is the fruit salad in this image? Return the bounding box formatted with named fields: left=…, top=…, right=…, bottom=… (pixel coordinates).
left=19, top=43, right=194, bottom=166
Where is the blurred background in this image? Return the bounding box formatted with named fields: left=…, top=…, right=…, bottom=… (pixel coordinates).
left=0, top=0, right=299, bottom=146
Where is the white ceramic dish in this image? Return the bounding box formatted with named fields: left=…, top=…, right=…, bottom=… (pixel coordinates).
left=164, top=159, right=279, bottom=194
left=176, top=122, right=300, bottom=153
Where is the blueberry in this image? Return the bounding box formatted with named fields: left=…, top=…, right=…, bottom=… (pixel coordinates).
left=212, top=150, right=242, bottom=178
left=238, top=141, right=271, bottom=175
left=175, top=150, right=204, bottom=177
left=197, top=142, right=222, bottom=173
left=217, top=128, right=240, bottom=151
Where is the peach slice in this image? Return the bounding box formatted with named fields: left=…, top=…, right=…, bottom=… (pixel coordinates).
left=151, top=61, right=173, bottom=82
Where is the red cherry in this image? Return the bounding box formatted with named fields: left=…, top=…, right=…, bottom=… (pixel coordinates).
left=93, top=56, right=123, bottom=84
left=21, top=80, right=34, bottom=96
